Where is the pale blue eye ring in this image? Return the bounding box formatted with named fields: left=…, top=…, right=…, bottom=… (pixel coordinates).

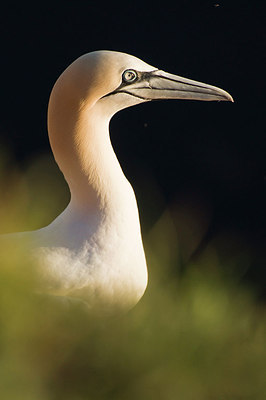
left=122, top=69, right=137, bottom=83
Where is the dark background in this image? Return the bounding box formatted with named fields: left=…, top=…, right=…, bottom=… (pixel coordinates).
left=0, top=1, right=265, bottom=295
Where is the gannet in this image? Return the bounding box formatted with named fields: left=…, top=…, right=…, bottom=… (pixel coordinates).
left=6, top=51, right=233, bottom=311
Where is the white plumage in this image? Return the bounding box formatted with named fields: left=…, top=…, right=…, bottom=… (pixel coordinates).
left=6, top=51, right=233, bottom=311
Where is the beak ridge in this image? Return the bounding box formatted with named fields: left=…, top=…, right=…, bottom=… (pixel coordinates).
left=128, top=70, right=234, bottom=102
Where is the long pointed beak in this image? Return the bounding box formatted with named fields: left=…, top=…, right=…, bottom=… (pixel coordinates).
left=127, top=70, right=234, bottom=102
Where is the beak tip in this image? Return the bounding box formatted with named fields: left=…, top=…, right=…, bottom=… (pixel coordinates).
left=221, top=91, right=234, bottom=103
left=224, top=91, right=235, bottom=103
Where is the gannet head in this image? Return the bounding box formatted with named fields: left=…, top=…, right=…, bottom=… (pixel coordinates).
left=50, top=50, right=233, bottom=120
left=48, top=50, right=233, bottom=194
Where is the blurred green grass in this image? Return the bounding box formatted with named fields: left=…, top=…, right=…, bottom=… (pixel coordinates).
left=0, top=153, right=265, bottom=399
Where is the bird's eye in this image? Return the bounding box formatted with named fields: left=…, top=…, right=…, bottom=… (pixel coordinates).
left=122, top=69, right=137, bottom=83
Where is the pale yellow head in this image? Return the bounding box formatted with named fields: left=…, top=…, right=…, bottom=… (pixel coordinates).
left=47, top=50, right=233, bottom=207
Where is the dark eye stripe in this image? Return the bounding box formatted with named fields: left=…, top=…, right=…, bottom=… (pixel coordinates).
left=100, top=70, right=159, bottom=100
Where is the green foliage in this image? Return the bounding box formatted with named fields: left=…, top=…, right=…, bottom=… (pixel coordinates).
left=0, top=155, right=265, bottom=399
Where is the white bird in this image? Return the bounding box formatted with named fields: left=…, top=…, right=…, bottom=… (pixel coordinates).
left=6, top=51, right=233, bottom=312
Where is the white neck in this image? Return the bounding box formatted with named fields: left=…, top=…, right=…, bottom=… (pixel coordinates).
left=48, top=94, right=131, bottom=214
left=35, top=60, right=148, bottom=309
